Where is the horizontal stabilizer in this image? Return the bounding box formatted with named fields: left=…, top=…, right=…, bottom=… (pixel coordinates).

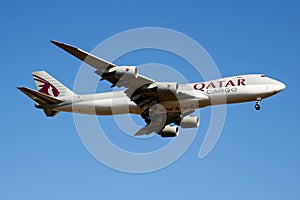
left=17, top=87, right=63, bottom=105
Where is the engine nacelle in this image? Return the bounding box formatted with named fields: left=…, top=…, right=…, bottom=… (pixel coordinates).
left=159, top=125, right=179, bottom=137
left=148, top=82, right=179, bottom=94
left=180, top=115, right=199, bottom=128
left=115, top=66, right=137, bottom=79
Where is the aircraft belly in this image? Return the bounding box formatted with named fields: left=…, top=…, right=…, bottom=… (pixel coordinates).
left=94, top=98, right=141, bottom=115
left=57, top=97, right=141, bottom=115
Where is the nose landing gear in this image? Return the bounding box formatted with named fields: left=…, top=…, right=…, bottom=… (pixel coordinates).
left=255, top=98, right=261, bottom=110
left=255, top=103, right=260, bottom=110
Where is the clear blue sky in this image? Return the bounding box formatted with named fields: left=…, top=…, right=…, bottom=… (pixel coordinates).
left=1, top=0, right=300, bottom=199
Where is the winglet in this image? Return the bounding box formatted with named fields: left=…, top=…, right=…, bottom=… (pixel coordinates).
left=50, top=40, right=61, bottom=47
left=50, top=40, right=70, bottom=52
left=50, top=40, right=87, bottom=61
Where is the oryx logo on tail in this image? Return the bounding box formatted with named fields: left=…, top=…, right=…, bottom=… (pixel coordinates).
left=33, top=74, right=60, bottom=97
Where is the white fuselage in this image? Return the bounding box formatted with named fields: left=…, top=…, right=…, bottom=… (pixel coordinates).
left=55, top=74, right=285, bottom=115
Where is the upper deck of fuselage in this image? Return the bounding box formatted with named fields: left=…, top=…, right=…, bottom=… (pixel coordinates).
left=179, top=74, right=280, bottom=89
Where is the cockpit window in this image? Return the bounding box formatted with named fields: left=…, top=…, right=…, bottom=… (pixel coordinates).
left=261, top=75, right=266, bottom=77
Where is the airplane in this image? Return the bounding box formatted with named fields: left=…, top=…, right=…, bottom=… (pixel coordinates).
left=18, top=41, right=286, bottom=137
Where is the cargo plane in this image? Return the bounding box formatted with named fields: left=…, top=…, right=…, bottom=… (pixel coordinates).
left=18, top=41, right=286, bottom=137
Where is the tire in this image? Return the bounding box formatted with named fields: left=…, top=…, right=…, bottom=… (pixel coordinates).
left=255, top=104, right=261, bottom=110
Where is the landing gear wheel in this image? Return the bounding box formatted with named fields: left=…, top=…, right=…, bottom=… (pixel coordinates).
left=145, top=117, right=151, bottom=124
left=141, top=109, right=148, bottom=119
left=255, top=103, right=261, bottom=110
left=255, top=97, right=261, bottom=111
left=141, top=108, right=151, bottom=124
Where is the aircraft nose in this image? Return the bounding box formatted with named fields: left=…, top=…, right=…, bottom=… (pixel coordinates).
left=275, top=81, right=286, bottom=92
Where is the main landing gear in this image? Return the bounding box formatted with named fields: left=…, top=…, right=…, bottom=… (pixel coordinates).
left=255, top=98, right=261, bottom=111
left=141, top=108, right=151, bottom=124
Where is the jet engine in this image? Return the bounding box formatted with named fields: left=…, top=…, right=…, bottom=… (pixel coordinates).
left=159, top=125, right=179, bottom=137
left=148, top=82, right=179, bottom=94
left=115, top=66, right=137, bottom=79
left=180, top=115, right=199, bottom=128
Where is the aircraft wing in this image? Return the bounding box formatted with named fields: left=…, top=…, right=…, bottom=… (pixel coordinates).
left=51, top=41, right=198, bottom=107
left=134, top=116, right=165, bottom=136
left=52, top=41, right=202, bottom=136
left=51, top=41, right=155, bottom=88
left=134, top=111, right=182, bottom=136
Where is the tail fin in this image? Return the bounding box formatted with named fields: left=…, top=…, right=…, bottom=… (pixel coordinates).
left=32, top=71, right=75, bottom=98
left=18, top=71, right=75, bottom=117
